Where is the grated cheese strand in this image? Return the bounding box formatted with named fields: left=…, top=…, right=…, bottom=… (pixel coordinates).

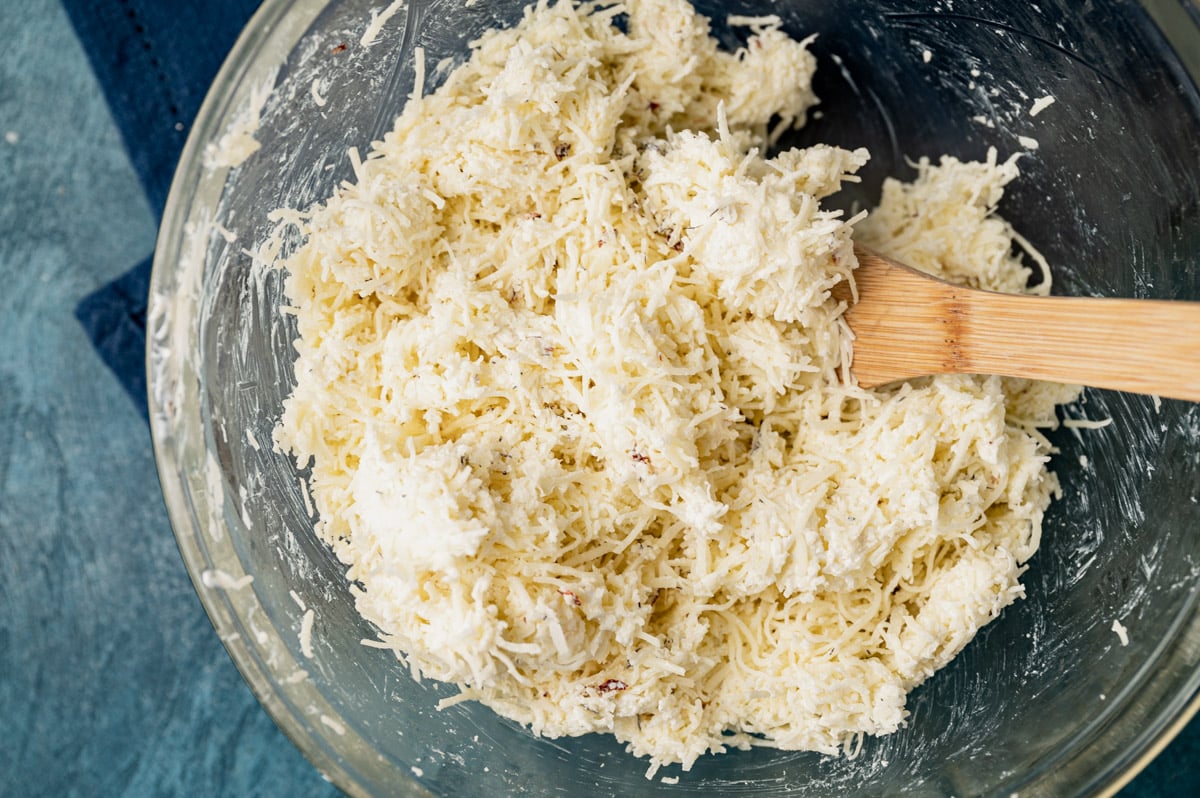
left=273, top=0, right=1080, bottom=773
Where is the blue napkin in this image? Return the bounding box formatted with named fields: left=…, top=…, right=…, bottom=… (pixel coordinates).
left=66, top=0, right=262, bottom=419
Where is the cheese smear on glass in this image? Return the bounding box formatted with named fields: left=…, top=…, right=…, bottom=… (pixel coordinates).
left=273, top=0, right=1079, bottom=774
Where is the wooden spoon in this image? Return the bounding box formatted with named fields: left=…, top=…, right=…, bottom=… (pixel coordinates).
left=837, top=245, right=1200, bottom=401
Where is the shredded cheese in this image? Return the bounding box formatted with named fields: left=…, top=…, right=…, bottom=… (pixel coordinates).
left=321, top=714, right=348, bottom=735
left=311, top=77, right=329, bottom=108
left=1029, top=95, right=1056, bottom=117
left=272, top=0, right=1080, bottom=774
left=204, top=72, right=276, bottom=170
left=201, top=569, right=254, bottom=591
left=299, top=608, right=316, bottom=659
left=1063, top=416, right=1113, bottom=430
left=284, top=668, right=310, bottom=685
left=412, top=46, right=426, bottom=101
left=361, top=0, right=408, bottom=48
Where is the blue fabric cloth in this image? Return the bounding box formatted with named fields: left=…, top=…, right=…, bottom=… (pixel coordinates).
left=66, top=0, right=262, bottom=419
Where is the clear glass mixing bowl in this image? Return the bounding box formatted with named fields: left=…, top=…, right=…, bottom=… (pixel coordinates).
left=148, top=1, right=1200, bottom=795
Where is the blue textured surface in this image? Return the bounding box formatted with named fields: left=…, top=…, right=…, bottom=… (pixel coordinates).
left=0, top=1, right=337, bottom=795
left=0, top=1, right=1195, bottom=796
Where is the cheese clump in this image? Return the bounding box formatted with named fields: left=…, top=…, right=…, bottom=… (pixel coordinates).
left=274, top=0, right=1078, bottom=773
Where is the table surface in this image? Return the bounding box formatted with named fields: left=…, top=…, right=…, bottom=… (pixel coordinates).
left=0, top=1, right=1195, bottom=795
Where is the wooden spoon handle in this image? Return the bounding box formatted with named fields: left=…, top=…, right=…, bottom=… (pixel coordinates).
left=846, top=248, right=1200, bottom=401
left=956, top=292, right=1200, bottom=400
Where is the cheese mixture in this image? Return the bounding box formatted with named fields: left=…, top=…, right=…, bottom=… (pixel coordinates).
left=272, top=0, right=1079, bottom=773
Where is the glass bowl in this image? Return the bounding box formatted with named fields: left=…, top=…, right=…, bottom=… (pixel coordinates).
left=148, top=0, right=1200, bottom=795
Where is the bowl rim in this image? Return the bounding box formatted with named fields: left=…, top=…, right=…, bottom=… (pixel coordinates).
left=147, top=0, right=434, bottom=794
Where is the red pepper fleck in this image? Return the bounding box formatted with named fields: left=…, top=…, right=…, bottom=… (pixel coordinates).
left=558, top=588, right=581, bottom=606
left=631, top=451, right=651, bottom=465
left=331, top=42, right=348, bottom=54
left=648, top=101, right=660, bottom=112
left=598, top=679, right=628, bottom=694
